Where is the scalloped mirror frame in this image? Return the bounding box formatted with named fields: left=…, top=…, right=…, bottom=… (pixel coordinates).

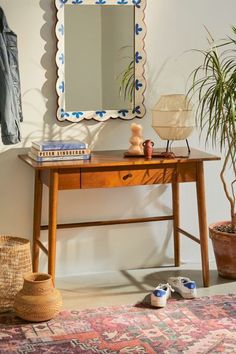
left=55, top=0, right=147, bottom=122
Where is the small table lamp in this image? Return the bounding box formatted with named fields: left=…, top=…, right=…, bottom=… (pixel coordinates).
left=151, top=94, right=194, bottom=153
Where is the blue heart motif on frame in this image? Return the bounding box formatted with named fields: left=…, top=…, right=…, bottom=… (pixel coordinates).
left=135, top=51, right=142, bottom=63
left=58, top=24, right=64, bottom=36
left=118, top=110, right=129, bottom=117
left=59, top=53, right=64, bottom=65
left=72, top=112, right=84, bottom=118
left=61, top=109, right=70, bottom=118
left=135, top=79, right=142, bottom=91
left=132, top=0, right=141, bottom=8
left=96, top=111, right=106, bottom=118
left=135, top=24, right=142, bottom=35
left=59, top=0, right=68, bottom=6
left=59, top=81, right=64, bottom=93
left=132, top=106, right=141, bottom=114
left=95, top=0, right=106, bottom=4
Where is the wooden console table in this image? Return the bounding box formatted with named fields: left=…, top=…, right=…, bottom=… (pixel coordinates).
left=19, top=148, right=220, bottom=287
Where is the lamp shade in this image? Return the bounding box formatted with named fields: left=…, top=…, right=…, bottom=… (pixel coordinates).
left=151, top=94, right=194, bottom=140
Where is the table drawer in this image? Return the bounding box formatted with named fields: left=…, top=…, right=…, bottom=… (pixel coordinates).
left=81, top=167, right=176, bottom=188
left=58, top=169, right=81, bottom=190
left=41, top=169, right=81, bottom=190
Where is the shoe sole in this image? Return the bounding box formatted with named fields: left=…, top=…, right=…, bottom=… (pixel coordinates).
left=151, top=295, right=167, bottom=307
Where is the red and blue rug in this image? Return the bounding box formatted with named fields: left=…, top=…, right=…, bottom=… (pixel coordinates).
left=1, top=294, right=236, bottom=353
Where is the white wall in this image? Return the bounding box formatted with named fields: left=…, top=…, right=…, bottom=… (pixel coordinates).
left=0, top=0, right=235, bottom=277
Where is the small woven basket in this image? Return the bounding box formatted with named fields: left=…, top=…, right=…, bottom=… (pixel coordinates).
left=0, top=236, right=32, bottom=312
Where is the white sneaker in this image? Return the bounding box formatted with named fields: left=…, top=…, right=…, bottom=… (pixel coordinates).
left=167, top=276, right=197, bottom=299
left=150, top=283, right=174, bottom=308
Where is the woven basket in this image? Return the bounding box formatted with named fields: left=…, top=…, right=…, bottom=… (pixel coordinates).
left=0, top=236, right=32, bottom=312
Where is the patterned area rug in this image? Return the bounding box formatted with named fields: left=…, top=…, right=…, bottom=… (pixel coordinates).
left=1, top=294, right=236, bottom=353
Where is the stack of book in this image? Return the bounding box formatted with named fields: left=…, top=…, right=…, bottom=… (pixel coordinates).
left=28, top=140, right=91, bottom=162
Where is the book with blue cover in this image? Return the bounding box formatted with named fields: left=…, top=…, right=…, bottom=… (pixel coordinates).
left=32, top=140, right=88, bottom=151
left=28, top=151, right=91, bottom=162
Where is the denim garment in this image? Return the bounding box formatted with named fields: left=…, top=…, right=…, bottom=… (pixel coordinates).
left=0, top=7, right=23, bottom=145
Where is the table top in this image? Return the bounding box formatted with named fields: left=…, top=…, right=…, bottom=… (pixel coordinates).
left=18, top=148, right=220, bottom=170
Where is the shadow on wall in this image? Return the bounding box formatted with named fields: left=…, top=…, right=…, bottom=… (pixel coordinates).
left=39, top=0, right=58, bottom=130
left=0, top=147, right=34, bottom=236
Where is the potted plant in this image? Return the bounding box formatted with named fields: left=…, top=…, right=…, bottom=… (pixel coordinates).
left=188, top=26, right=236, bottom=279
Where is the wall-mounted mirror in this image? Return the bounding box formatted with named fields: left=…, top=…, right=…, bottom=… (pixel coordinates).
left=55, top=0, right=147, bottom=122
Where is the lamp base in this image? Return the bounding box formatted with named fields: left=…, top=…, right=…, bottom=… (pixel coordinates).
left=124, top=150, right=189, bottom=159
left=166, top=139, right=190, bottom=155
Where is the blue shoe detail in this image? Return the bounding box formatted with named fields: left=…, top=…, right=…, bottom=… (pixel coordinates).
left=153, top=289, right=166, bottom=297
left=184, top=281, right=196, bottom=290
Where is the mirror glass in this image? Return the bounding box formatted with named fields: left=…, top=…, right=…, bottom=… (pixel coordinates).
left=65, top=5, right=134, bottom=112
left=55, top=0, right=146, bottom=122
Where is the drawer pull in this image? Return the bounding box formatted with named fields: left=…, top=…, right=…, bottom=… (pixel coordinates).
left=123, top=173, right=133, bottom=181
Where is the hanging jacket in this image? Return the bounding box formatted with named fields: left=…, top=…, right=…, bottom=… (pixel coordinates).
left=0, top=7, right=23, bottom=145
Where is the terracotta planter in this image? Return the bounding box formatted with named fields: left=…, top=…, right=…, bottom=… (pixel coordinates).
left=13, top=273, right=62, bottom=322
left=209, top=221, right=236, bottom=279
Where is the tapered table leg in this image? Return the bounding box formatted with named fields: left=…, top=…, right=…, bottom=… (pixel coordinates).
left=48, top=170, right=59, bottom=285
left=172, top=176, right=180, bottom=267
left=196, top=162, right=209, bottom=287
left=32, top=170, right=43, bottom=272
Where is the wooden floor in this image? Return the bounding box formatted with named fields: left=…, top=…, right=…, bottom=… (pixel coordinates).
left=56, top=262, right=236, bottom=310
